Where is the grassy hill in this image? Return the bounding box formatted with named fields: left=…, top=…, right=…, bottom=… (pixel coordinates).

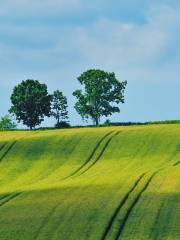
left=0, top=125, right=179, bottom=240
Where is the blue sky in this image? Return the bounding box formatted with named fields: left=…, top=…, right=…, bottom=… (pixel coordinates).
left=0, top=0, right=180, bottom=127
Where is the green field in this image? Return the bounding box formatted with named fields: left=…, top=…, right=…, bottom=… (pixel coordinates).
left=0, top=125, right=179, bottom=240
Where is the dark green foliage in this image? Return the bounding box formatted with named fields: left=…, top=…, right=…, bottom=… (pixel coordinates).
left=9, top=79, right=51, bottom=129
left=103, top=119, right=111, bottom=126
left=0, top=115, right=17, bottom=130
left=51, top=90, right=68, bottom=125
left=73, top=69, right=127, bottom=125
left=149, top=120, right=180, bottom=125
left=55, top=121, right=71, bottom=129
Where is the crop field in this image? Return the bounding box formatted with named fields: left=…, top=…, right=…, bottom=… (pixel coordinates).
left=0, top=125, right=179, bottom=240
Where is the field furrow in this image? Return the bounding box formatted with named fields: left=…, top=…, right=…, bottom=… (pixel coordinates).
left=0, top=142, right=7, bottom=152
left=173, top=161, right=180, bottom=166
left=0, top=141, right=17, bottom=162
left=62, top=131, right=114, bottom=179
left=115, top=171, right=158, bottom=240
left=0, top=125, right=179, bottom=240
left=101, top=173, right=146, bottom=240
left=0, top=192, right=22, bottom=207
left=34, top=203, right=60, bottom=240
left=77, top=131, right=120, bottom=177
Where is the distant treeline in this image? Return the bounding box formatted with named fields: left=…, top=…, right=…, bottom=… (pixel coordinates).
left=33, top=120, right=180, bottom=129
left=148, top=120, right=180, bottom=125
left=102, top=120, right=180, bottom=126
left=1, top=119, right=180, bottom=131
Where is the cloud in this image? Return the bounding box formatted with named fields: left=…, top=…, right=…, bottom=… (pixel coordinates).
left=0, top=4, right=180, bottom=85
left=0, top=4, right=179, bottom=78
left=73, top=6, right=179, bottom=65
left=0, top=2, right=180, bottom=125
left=65, top=5, right=180, bottom=85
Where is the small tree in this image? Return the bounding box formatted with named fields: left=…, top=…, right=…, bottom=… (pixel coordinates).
left=51, top=90, right=68, bottom=126
left=0, top=115, right=17, bottom=130
left=9, top=79, right=51, bottom=129
left=73, top=69, right=127, bottom=125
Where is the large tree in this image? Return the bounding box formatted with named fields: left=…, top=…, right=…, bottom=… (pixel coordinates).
left=51, top=90, right=69, bottom=126
left=73, top=69, right=127, bottom=125
left=9, top=79, right=51, bottom=129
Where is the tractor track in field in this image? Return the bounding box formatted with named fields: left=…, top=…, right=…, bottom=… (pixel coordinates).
left=0, top=141, right=17, bottom=162
left=77, top=131, right=121, bottom=177
left=27, top=136, right=83, bottom=186
left=0, top=194, right=10, bottom=201
left=101, top=170, right=159, bottom=240
left=115, top=171, right=159, bottom=240
left=0, top=131, right=121, bottom=236
left=0, top=132, right=41, bottom=163
left=0, top=142, right=7, bottom=152
left=34, top=203, right=60, bottom=240
left=0, top=192, right=22, bottom=207
left=101, top=173, right=146, bottom=240
left=173, top=160, right=180, bottom=166
left=62, top=131, right=114, bottom=180
left=0, top=134, right=39, bottom=209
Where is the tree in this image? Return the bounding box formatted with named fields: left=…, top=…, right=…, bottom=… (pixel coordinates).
left=51, top=90, right=69, bottom=127
left=0, top=115, right=17, bottom=130
left=9, top=79, right=51, bottom=130
left=73, top=69, right=127, bottom=125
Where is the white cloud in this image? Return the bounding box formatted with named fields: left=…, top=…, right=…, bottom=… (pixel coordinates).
left=72, top=6, right=180, bottom=67
left=60, top=4, right=180, bottom=84
left=0, top=4, right=180, bottom=83
left=0, top=3, right=180, bottom=125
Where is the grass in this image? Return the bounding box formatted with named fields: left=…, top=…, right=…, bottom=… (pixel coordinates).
left=0, top=124, right=179, bottom=240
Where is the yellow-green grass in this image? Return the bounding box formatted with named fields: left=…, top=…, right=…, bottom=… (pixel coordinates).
left=0, top=125, right=179, bottom=240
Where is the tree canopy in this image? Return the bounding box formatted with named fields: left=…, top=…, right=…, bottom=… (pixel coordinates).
left=9, top=79, right=51, bottom=129
left=0, top=115, right=17, bottom=130
left=73, top=69, right=127, bottom=125
left=51, top=90, right=69, bottom=127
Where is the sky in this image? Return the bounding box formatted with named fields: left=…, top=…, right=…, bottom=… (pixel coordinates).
left=0, top=0, right=180, bottom=127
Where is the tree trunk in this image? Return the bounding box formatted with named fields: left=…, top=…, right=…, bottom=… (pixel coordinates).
left=95, top=117, right=99, bottom=126
left=57, top=114, right=60, bottom=125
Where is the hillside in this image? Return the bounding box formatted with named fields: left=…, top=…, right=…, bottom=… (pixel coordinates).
left=0, top=125, right=179, bottom=240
